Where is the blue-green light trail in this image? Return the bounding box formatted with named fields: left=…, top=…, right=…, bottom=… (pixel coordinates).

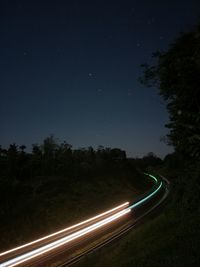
left=129, top=181, right=162, bottom=209
left=128, top=173, right=162, bottom=209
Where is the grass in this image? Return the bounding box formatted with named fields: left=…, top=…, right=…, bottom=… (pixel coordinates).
left=77, top=202, right=200, bottom=267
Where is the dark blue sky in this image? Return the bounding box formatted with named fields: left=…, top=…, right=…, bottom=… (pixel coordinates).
left=1, top=0, right=200, bottom=157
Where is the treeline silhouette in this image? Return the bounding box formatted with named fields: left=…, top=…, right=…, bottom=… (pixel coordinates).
left=0, top=135, right=127, bottom=181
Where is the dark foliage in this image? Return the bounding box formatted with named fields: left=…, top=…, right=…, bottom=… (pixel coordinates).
left=140, top=23, right=200, bottom=160
left=140, top=23, right=200, bottom=212
left=74, top=24, right=200, bottom=266
left=0, top=136, right=155, bottom=251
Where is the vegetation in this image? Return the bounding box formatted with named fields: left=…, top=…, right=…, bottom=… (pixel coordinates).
left=1, top=20, right=199, bottom=267
left=77, top=23, right=200, bottom=266
left=0, top=137, right=155, bottom=251
left=140, top=22, right=200, bottom=212
left=140, top=23, right=200, bottom=160
left=77, top=155, right=200, bottom=267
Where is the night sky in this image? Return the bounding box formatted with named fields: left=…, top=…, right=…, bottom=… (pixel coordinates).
left=1, top=0, right=200, bottom=157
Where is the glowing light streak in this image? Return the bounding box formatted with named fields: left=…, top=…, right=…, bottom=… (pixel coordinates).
left=0, top=202, right=129, bottom=257
left=148, top=174, right=158, bottom=183
left=144, top=173, right=158, bottom=183
left=1, top=209, right=130, bottom=267
left=0, top=173, right=165, bottom=267
left=129, top=181, right=162, bottom=209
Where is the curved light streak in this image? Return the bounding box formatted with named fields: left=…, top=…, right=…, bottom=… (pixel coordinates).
left=0, top=202, right=129, bottom=257
left=129, top=181, right=162, bottom=209
left=0, top=173, right=164, bottom=267
left=1, top=209, right=131, bottom=267
left=144, top=173, right=158, bottom=183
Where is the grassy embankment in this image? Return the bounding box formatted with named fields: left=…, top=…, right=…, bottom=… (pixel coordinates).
left=77, top=161, right=200, bottom=267
left=78, top=201, right=200, bottom=267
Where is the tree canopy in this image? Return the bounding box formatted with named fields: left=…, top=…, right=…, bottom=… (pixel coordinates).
left=140, top=23, right=200, bottom=160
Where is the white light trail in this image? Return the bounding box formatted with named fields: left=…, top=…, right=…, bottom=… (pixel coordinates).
left=0, top=173, right=164, bottom=267
left=1, top=209, right=130, bottom=267
left=0, top=202, right=129, bottom=257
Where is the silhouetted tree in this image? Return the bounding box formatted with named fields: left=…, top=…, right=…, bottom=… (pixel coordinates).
left=140, top=22, right=200, bottom=210
left=41, top=135, right=59, bottom=175
left=140, top=23, right=200, bottom=160
left=7, top=144, right=19, bottom=179
left=19, top=145, right=26, bottom=154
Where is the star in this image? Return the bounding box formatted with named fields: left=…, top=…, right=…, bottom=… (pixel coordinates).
left=97, top=89, right=103, bottom=94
